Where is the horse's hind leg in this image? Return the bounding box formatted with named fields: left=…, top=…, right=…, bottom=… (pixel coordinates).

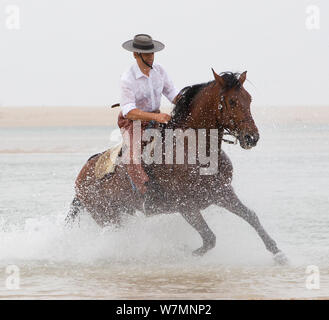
left=217, top=186, right=288, bottom=264
left=180, top=210, right=216, bottom=256
left=65, top=196, right=83, bottom=226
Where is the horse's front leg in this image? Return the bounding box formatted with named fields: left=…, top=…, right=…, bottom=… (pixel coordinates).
left=217, top=186, right=288, bottom=264
left=180, top=210, right=216, bottom=256
left=65, top=196, right=83, bottom=226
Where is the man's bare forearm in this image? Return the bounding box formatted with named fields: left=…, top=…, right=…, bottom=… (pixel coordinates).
left=125, top=109, right=158, bottom=121
left=125, top=109, right=171, bottom=123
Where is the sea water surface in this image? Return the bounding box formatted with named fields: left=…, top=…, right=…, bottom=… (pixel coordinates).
left=0, top=121, right=329, bottom=299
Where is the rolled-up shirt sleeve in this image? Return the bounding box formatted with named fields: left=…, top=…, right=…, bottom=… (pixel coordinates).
left=120, top=78, right=137, bottom=117
left=162, top=69, right=179, bottom=103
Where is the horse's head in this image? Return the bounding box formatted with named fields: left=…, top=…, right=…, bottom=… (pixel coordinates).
left=212, top=69, right=259, bottom=149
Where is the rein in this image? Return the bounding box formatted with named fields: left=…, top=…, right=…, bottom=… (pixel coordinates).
left=222, top=131, right=238, bottom=145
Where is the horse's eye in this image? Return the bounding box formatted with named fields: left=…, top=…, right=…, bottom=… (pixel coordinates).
left=229, top=99, right=236, bottom=106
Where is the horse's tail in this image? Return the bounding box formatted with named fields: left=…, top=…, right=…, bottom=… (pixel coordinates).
left=65, top=196, right=83, bottom=226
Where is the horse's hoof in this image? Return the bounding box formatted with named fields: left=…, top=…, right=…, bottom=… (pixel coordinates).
left=273, top=251, right=289, bottom=265
left=192, top=247, right=208, bottom=256
left=192, top=244, right=214, bottom=256
left=192, top=238, right=216, bottom=256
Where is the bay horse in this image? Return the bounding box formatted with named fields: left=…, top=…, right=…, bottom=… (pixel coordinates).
left=67, top=69, right=287, bottom=264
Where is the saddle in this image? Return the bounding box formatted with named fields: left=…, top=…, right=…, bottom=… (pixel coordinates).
left=94, top=137, right=157, bottom=180
left=95, top=142, right=123, bottom=179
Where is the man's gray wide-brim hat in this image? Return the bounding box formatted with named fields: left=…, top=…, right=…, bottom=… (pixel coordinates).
left=122, top=34, right=165, bottom=53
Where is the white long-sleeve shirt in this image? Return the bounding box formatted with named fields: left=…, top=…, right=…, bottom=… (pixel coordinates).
left=120, top=62, right=178, bottom=117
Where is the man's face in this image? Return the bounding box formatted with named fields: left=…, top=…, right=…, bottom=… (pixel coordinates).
left=134, top=52, right=154, bottom=68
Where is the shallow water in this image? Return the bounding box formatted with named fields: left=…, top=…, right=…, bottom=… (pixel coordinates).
left=0, top=122, right=329, bottom=299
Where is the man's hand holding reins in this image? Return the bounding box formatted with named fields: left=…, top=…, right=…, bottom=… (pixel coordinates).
left=155, top=113, right=171, bottom=124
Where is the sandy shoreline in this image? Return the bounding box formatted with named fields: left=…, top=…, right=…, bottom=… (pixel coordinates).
left=0, top=106, right=329, bottom=127
left=0, top=106, right=121, bottom=127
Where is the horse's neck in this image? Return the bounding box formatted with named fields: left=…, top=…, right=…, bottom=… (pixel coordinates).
left=186, top=85, right=221, bottom=129
left=168, top=85, right=225, bottom=155
left=190, top=85, right=225, bottom=154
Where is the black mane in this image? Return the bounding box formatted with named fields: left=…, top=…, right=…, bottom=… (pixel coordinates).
left=170, top=72, right=241, bottom=125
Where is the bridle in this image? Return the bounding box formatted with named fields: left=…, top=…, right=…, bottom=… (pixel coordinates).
left=218, top=92, right=252, bottom=144
left=216, top=94, right=237, bottom=145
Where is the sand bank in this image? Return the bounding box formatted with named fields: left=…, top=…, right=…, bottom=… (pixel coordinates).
left=0, top=106, right=328, bottom=127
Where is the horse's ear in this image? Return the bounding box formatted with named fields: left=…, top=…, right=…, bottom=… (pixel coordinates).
left=239, top=71, right=247, bottom=86
left=211, top=68, right=225, bottom=86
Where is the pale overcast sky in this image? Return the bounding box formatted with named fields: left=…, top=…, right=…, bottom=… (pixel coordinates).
left=0, top=0, right=328, bottom=107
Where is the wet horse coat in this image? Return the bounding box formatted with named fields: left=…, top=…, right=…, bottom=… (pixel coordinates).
left=67, top=70, right=287, bottom=263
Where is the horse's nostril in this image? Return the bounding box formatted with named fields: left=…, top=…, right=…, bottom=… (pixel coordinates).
left=244, top=134, right=259, bottom=146
left=245, top=134, right=253, bottom=144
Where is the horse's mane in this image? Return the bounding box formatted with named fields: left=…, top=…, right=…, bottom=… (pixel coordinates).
left=170, top=72, right=241, bottom=125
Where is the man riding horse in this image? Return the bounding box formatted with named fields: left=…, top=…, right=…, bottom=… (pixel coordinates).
left=67, top=35, right=288, bottom=264
left=119, top=34, right=179, bottom=211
